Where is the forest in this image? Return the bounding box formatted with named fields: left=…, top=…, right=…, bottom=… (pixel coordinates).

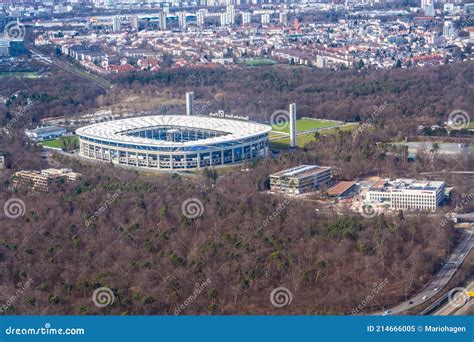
left=0, top=60, right=472, bottom=314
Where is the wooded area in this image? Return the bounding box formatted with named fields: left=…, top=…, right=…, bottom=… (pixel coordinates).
left=0, top=61, right=472, bottom=314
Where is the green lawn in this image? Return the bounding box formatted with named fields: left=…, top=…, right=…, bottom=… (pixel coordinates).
left=0, top=71, right=43, bottom=79
left=272, top=118, right=341, bottom=134
left=241, top=58, right=276, bottom=66
left=40, top=136, right=78, bottom=149
left=270, top=123, right=358, bottom=149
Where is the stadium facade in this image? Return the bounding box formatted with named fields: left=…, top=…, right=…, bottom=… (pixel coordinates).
left=76, top=115, right=271, bottom=170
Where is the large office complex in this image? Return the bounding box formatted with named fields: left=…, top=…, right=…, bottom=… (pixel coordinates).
left=269, top=165, right=332, bottom=194
left=77, top=115, right=271, bottom=170
left=366, top=179, right=445, bottom=211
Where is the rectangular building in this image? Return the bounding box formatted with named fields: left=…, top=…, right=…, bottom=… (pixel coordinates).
left=270, top=165, right=332, bottom=194
left=25, top=126, right=67, bottom=141
left=366, top=179, right=445, bottom=211
left=13, top=168, right=81, bottom=191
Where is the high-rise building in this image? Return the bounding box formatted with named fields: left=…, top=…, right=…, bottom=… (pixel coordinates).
left=241, top=12, right=251, bottom=25
left=424, top=3, right=435, bottom=16
left=197, top=9, right=207, bottom=27
left=130, top=15, right=139, bottom=31
left=178, top=12, right=187, bottom=30
left=289, top=103, right=296, bottom=148
left=220, top=12, right=227, bottom=26
left=112, top=16, right=121, bottom=32
left=443, top=21, right=455, bottom=37
left=261, top=13, right=270, bottom=25
left=159, top=11, right=167, bottom=30
left=226, top=5, right=235, bottom=25
left=186, top=92, right=195, bottom=116
left=421, top=0, right=432, bottom=9
left=279, top=12, right=287, bottom=25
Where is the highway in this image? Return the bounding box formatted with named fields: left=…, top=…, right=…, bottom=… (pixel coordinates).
left=433, top=282, right=474, bottom=316
left=379, top=229, right=473, bottom=315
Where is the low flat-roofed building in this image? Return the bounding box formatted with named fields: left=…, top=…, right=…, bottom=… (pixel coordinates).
left=25, top=126, right=67, bottom=142
left=270, top=164, right=332, bottom=194
left=366, top=178, right=445, bottom=211
left=12, top=168, right=81, bottom=191
left=327, top=181, right=357, bottom=198
left=0, top=155, right=5, bottom=170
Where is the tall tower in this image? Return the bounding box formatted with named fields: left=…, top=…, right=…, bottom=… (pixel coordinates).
left=159, top=11, right=167, bottom=30
left=178, top=12, right=187, bottom=30
left=289, top=103, right=297, bottom=148
left=186, top=92, right=195, bottom=116
left=130, top=15, right=138, bottom=31
left=112, top=16, right=121, bottom=32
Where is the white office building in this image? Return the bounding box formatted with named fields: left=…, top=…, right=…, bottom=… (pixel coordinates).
left=366, top=179, right=445, bottom=212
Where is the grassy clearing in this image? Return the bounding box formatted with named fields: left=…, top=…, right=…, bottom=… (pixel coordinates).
left=0, top=71, right=43, bottom=79
left=272, top=118, right=341, bottom=134
left=40, top=136, right=79, bottom=149
left=270, top=123, right=358, bottom=149
left=241, top=58, right=277, bottom=66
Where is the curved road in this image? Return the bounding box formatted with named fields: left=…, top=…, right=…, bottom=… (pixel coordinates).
left=380, top=229, right=473, bottom=315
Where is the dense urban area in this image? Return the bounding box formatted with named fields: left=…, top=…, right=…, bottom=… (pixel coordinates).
left=0, top=0, right=472, bottom=318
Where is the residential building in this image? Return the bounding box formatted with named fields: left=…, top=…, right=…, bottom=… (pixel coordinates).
left=261, top=13, right=270, bottom=25
left=159, top=11, right=167, bottom=30
left=113, top=16, right=121, bottom=32
left=130, top=15, right=139, bottom=31
left=0, top=39, right=10, bottom=57
left=241, top=12, right=251, bottom=25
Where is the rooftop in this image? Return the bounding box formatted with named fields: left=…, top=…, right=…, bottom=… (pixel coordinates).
left=271, top=165, right=331, bottom=178
left=76, top=115, right=272, bottom=147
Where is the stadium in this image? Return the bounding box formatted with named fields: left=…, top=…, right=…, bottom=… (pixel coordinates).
left=76, top=115, right=272, bottom=170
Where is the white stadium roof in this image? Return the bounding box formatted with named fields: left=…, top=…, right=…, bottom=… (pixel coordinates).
left=76, top=115, right=272, bottom=147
